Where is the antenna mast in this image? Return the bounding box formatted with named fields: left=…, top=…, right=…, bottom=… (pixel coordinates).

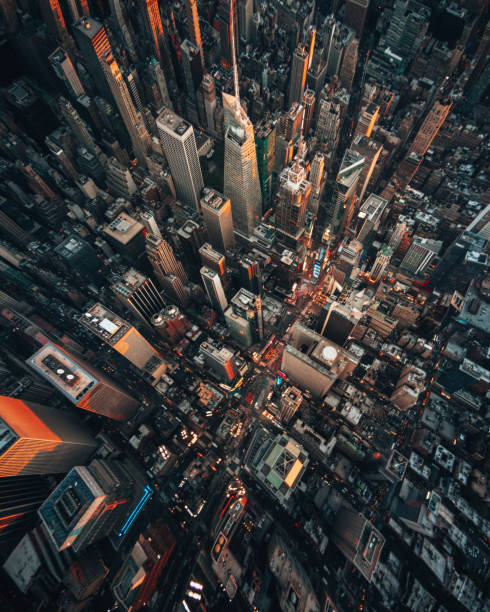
left=230, top=3, right=239, bottom=101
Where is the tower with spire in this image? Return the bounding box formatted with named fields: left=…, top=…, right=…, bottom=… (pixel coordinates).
left=222, top=9, right=262, bottom=238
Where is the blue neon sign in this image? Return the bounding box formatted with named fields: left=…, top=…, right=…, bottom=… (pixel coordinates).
left=118, top=485, right=152, bottom=537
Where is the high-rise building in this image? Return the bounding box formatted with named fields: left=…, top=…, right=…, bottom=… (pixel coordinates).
left=217, top=0, right=238, bottom=69
left=48, top=47, right=85, bottom=99
left=355, top=103, right=379, bottom=139
left=199, top=242, right=229, bottom=288
left=199, top=340, right=238, bottom=382
left=339, top=34, right=358, bottom=91
left=222, top=27, right=261, bottom=237
left=152, top=305, right=190, bottom=344
left=185, top=0, right=205, bottom=69
left=350, top=135, right=384, bottom=204
left=384, top=0, right=430, bottom=59
left=327, top=149, right=364, bottom=244
left=103, top=213, right=146, bottom=261
left=38, top=459, right=135, bottom=553
left=302, top=89, right=315, bottom=135
left=275, top=144, right=312, bottom=240
left=111, top=271, right=162, bottom=328
left=55, top=235, right=102, bottom=284
left=79, top=303, right=167, bottom=383
left=400, top=236, right=442, bottom=276
left=27, top=343, right=139, bottom=421
left=288, top=44, right=309, bottom=107
left=156, top=107, right=204, bottom=211
left=73, top=17, right=113, bottom=102
left=112, top=520, right=175, bottom=611
left=331, top=507, right=384, bottom=582
left=388, top=221, right=407, bottom=252
left=408, top=97, right=453, bottom=157
left=181, top=38, right=204, bottom=102
left=369, top=245, right=392, bottom=282
left=225, top=288, right=263, bottom=347
left=279, top=386, right=302, bottom=423
left=139, top=0, right=168, bottom=68
left=201, top=74, right=217, bottom=132
left=200, top=187, right=235, bottom=251
left=39, top=0, right=75, bottom=51
left=355, top=194, right=388, bottom=243
left=315, top=98, right=341, bottom=152
left=0, top=396, right=96, bottom=477
left=465, top=204, right=490, bottom=241
left=0, top=0, right=19, bottom=33
left=140, top=210, right=162, bottom=240
left=255, top=119, right=276, bottom=213
left=105, top=157, right=137, bottom=198
left=103, top=55, right=151, bottom=166
left=146, top=234, right=188, bottom=287
left=0, top=476, right=50, bottom=552
left=160, top=275, right=189, bottom=307
left=57, top=96, right=99, bottom=155
left=343, top=0, right=370, bottom=38
left=239, top=256, right=261, bottom=295
left=201, top=266, right=228, bottom=314
left=238, top=0, right=253, bottom=42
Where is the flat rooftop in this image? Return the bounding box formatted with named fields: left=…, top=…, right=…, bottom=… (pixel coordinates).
left=80, top=303, right=131, bottom=346
left=27, top=342, right=97, bottom=404
left=156, top=108, right=191, bottom=137
left=201, top=187, right=229, bottom=211
left=103, top=213, right=143, bottom=245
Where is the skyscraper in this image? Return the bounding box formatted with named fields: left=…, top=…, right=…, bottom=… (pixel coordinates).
left=39, top=0, right=75, bottom=51
left=79, top=303, right=167, bottom=383
left=156, top=107, right=204, bottom=211
left=288, top=44, right=309, bottom=107
left=343, top=0, right=370, bottom=38
left=368, top=245, right=393, bottom=282
left=73, top=17, right=113, bottom=102
left=139, top=0, right=168, bottom=67
left=145, top=234, right=188, bottom=287
left=48, top=47, right=85, bottom=99
left=302, top=88, right=315, bottom=135
left=181, top=38, right=204, bottom=102
left=38, top=459, right=135, bottom=553
left=218, top=0, right=238, bottom=69
left=0, top=396, right=96, bottom=477
left=408, top=97, right=453, bottom=157
left=275, top=144, right=312, bottom=240
left=255, top=119, right=276, bottom=213
left=201, top=74, right=217, bottom=133
left=400, top=236, right=442, bottom=276
left=201, top=266, right=228, bottom=314
left=239, top=256, right=261, bottom=295
left=225, top=288, right=263, bottom=346
left=103, top=55, right=152, bottom=166
left=200, top=187, right=235, bottom=250
left=112, top=271, right=165, bottom=328
left=199, top=340, right=238, bottom=382
left=185, top=0, right=205, bottom=69
left=140, top=210, right=162, bottom=240
left=238, top=0, right=253, bottom=42
left=223, top=13, right=261, bottom=238
left=27, top=343, right=139, bottom=421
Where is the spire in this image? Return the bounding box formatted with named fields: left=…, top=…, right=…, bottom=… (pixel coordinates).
left=230, top=2, right=239, bottom=101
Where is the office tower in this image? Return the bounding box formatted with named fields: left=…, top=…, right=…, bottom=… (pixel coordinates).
left=315, top=98, right=341, bottom=152
left=0, top=476, right=50, bottom=552
left=152, top=305, right=190, bottom=343
left=199, top=340, right=238, bottom=382
left=27, top=343, right=138, bottom=421
left=0, top=396, right=96, bottom=477
left=201, top=74, right=217, bottom=132
left=148, top=57, right=172, bottom=110
left=408, top=97, right=453, bottom=157
left=288, top=44, right=309, bottom=107
left=185, top=0, right=205, bottom=69
left=465, top=204, right=490, bottom=241
left=73, top=17, right=113, bottom=102
left=384, top=0, right=429, bottom=58
left=343, top=0, right=369, bottom=38
left=139, top=0, right=167, bottom=67
left=355, top=103, right=379, bottom=139
left=80, top=303, right=167, bottom=383
left=199, top=242, right=229, bottom=289
left=316, top=301, right=358, bottom=345
left=113, top=521, right=175, bottom=611
left=140, top=210, right=162, bottom=240
left=350, top=135, right=384, bottom=204
left=281, top=323, right=360, bottom=398
left=38, top=459, right=135, bottom=553
left=391, top=366, right=426, bottom=410
left=388, top=221, right=407, bottom=252
left=328, top=149, right=364, bottom=244
left=239, top=256, right=261, bottom=294
left=306, top=56, right=327, bottom=98
left=200, top=187, right=235, bottom=251
left=57, top=96, right=98, bottom=155
left=40, top=0, right=75, bottom=51
left=105, top=157, right=137, bottom=198
left=146, top=234, right=188, bottom=286
left=49, top=48, right=85, bottom=99
left=339, top=35, right=358, bottom=91
left=356, top=194, right=388, bottom=243
left=55, top=235, right=102, bottom=284
left=222, top=20, right=261, bottom=238
left=218, top=0, right=238, bottom=69
left=238, top=0, right=253, bottom=42
left=279, top=386, right=302, bottom=423
left=103, top=213, right=146, bottom=261
left=160, top=275, right=189, bottom=307
left=400, top=236, right=442, bottom=276
left=331, top=507, right=384, bottom=582
left=255, top=119, right=276, bottom=212
left=310, top=152, right=324, bottom=191
left=156, top=107, right=204, bottom=211
left=103, top=55, right=151, bottom=166
left=201, top=266, right=228, bottom=314
left=225, top=288, right=263, bottom=347
left=302, top=89, right=315, bottom=135
left=275, top=145, right=312, bottom=240
left=181, top=38, right=204, bottom=102
left=369, top=246, right=392, bottom=282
